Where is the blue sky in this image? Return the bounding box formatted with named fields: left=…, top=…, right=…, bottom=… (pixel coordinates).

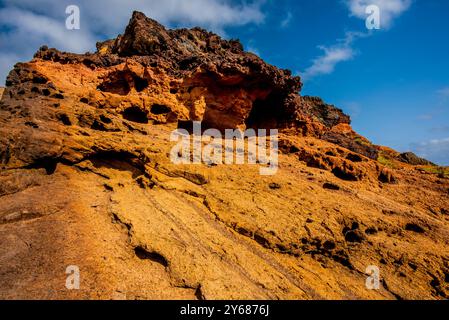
left=1, top=0, right=448, bottom=164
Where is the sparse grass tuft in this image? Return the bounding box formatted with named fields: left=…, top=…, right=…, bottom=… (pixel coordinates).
left=354, top=137, right=373, bottom=147
left=421, top=166, right=449, bottom=178
left=377, top=154, right=396, bottom=169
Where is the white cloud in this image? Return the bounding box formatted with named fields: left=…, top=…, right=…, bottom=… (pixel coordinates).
left=302, top=46, right=354, bottom=80
left=0, top=7, right=95, bottom=52
left=0, top=0, right=265, bottom=84
left=301, top=32, right=366, bottom=80
left=2, top=0, right=265, bottom=32
left=280, top=12, right=293, bottom=28
left=300, top=1, right=411, bottom=81
left=411, top=137, right=449, bottom=166
left=346, top=0, right=412, bottom=28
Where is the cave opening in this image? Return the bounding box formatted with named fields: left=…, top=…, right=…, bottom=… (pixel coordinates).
left=245, top=92, right=286, bottom=130
left=98, top=75, right=131, bottom=96
left=122, top=106, right=149, bottom=124
left=134, top=76, right=149, bottom=92
left=26, top=157, right=59, bottom=175
left=151, top=104, right=171, bottom=115
left=87, top=151, right=145, bottom=179
left=97, top=71, right=149, bottom=95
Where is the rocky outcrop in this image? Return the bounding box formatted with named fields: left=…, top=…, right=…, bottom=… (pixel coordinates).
left=299, top=96, right=351, bottom=128
left=322, top=131, right=379, bottom=160
left=27, top=11, right=358, bottom=136
left=28, top=11, right=303, bottom=132
left=398, top=152, right=435, bottom=166
left=1, top=12, right=448, bottom=300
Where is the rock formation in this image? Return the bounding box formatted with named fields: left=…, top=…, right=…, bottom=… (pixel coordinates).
left=398, top=152, right=435, bottom=166
left=0, top=11, right=448, bottom=300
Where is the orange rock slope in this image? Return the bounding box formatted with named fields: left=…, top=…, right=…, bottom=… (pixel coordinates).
left=0, top=12, right=448, bottom=300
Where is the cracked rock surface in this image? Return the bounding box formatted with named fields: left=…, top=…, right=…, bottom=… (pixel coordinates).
left=0, top=11, right=448, bottom=300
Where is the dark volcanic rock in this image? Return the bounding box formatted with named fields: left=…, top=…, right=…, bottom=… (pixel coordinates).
left=112, top=12, right=173, bottom=56
left=300, top=96, right=351, bottom=128
left=322, top=132, right=379, bottom=160
left=398, top=152, right=434, bottom=166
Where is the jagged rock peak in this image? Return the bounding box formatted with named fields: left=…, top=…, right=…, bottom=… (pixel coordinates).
left=109, top=11, right=245, bottom=57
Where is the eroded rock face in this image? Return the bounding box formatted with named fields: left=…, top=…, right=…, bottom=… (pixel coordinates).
left=28, top=11, right=357, bottom=135
left=1, top=12, right=449, bottom=300
left=28, top=11, right=304, bottom=132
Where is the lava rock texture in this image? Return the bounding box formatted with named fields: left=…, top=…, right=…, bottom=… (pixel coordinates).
left=0, top=12, right=448, bottom=300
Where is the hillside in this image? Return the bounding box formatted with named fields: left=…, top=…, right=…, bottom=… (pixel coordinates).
left=0, top=12, right=448, bottom=300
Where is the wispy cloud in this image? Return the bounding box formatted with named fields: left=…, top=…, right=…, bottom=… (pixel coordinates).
left=2, top=0, right=265, bottom=32
left=300, top=1, right=411, bottom=81
left=302, top=46, right=354, bottom=81
left=301, top=32, right=366, bottom=80
left=411, top=137, right=449, bottom=166
left=0, top=7, right=95, bottom=53
left=346, top=0, right=412, bottom=28
left=280, top=12, right=293, bottom=28
left=0, top=0, right=265, bottom=84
